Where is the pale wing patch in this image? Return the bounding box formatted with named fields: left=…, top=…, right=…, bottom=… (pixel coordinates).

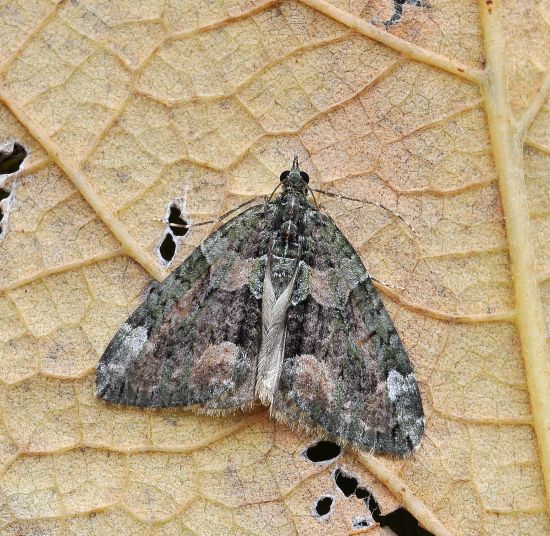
left=219, top=257, right=254, bottom=292
left=291, top=354, right=334, bottom=408
left=188, top=341, right=240, bottom=392
left=387, top=370, right=416, bottom=402
left=310, top=268, right=350, bottom=308
left=95, top=324, right=147, bottom=392
left=385, top=370, right=424, bottom=449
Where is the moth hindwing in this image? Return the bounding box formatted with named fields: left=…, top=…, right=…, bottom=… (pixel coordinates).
left=95, top=157, right=424, bottom=456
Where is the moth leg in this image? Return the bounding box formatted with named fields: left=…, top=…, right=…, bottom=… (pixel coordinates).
left=311, top=188, right=416, bottom=235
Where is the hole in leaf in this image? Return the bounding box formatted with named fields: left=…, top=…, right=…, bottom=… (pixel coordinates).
left=305, top=441, right=341, bottom=463
left=334, top=468, right=358, bottom=497
left=168, top=205, right=188, bottom=237
left=0, top=142, right=27, bottom=175
left=0, top=187, right=11, bottom=238
left=366, top=493, right=381, bottom=519
left=352, top=517, right=372, bottom=530
left=159, top=232, right=176, bottom=262
left=367, top=493, right=434, bottom=536
left=378, top=508, right=434, bottom=535
left=378, top=0, right=431, bottom=28
left=355, top=487, right=368, bottom=499
left=315, top=496, right=333, bottom=517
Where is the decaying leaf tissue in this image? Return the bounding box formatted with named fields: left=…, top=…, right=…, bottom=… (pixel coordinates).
left=96, top=158, right=424, bottom=456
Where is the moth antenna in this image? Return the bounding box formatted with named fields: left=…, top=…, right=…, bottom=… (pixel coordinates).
left=156, top=218, right=190, bottom=228
left=161, top=197, right=266, bottom=229
left=312, top=188, right=416, bottom=236
left=305, top=183, right=319, bottom=209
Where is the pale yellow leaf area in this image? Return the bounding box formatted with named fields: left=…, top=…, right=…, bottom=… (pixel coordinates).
left=0, top=0, right=548, bottom=534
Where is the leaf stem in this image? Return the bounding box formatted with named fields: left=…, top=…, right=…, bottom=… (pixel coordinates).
left=0, top=86, right=168, bottom=283
left=479, top=0, right=550, bottom=513
left=298, top=0, right=484, bottom=83
left=358, top=453, right=453, bottom=536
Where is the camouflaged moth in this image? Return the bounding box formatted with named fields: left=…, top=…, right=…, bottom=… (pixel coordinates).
left=95, top=157, right=424, bottom=456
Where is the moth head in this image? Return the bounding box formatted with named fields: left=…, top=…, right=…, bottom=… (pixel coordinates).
left=279, top=156, right=309, bottom=195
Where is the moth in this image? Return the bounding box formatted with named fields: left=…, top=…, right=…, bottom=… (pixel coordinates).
left=95, top=158, right=424, bottom=456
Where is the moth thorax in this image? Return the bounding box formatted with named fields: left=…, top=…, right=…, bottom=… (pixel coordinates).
left=281, top=220, right=298, bottom=240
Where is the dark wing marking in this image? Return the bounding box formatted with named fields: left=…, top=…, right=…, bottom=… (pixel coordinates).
left=272, top=208, right=424, bottom=456
left=96, top=204, right=269, bottom=410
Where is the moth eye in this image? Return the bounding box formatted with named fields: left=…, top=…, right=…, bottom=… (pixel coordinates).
left=300, top=171, right=309, bottom=183
left=279, top=170, right=290, bottom=181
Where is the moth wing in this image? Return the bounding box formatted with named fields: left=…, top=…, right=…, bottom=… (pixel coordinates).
left=96, top=204, right=268, bottom=410
left=272, top=209, right=424, bottom=456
